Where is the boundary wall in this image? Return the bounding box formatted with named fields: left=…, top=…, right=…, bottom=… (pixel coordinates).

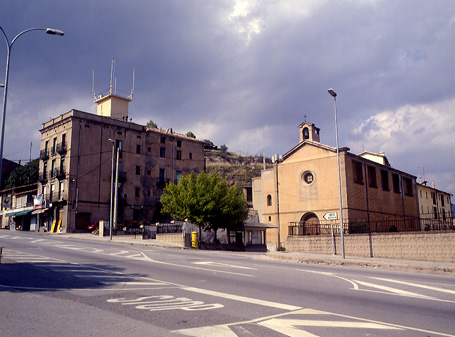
left=285, top=231, right=455, bottom=263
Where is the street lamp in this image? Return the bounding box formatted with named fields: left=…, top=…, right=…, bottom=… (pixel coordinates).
left=108, top=138, right=115, bottom=240
left=328, top=88, right=345, bottom=259
left=0, top=26, right=64, bottom=189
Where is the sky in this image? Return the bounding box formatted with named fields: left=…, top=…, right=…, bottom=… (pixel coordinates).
left=0, top=0, right=454, bottom=197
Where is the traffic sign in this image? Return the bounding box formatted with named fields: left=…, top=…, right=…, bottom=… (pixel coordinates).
left=323, top=212, right=337, bottom=220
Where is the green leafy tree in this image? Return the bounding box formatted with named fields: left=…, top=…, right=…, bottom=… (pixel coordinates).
left=5, top=159, right=39, bottom=188
left=160, top=171, right=248, bottom=240
left=220, top=144, right=228, bottom=152
left=146, top=120, right=158, bottom=128
left=186, top=131, right=196, bottom=139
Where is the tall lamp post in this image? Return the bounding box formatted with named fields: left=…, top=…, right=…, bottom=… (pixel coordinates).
left=0, top=26, right=64, bottom=189
left=328, top=88, right=345, bottom=259
left=108, top=139, right=115, bottom=240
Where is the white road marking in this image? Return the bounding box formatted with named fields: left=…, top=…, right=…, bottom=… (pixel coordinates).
left=181, top=286, right=301, bottom=311
left=370, top=277, right=455, bottom=295
left=192, top=261, right=256, bottom=270
left=175, top=308, right=455, bottom=337
left=354, top=280, right=435, bottom=299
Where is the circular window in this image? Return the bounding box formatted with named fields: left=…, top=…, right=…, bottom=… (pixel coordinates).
left=302, top=171, right=314, bottom=184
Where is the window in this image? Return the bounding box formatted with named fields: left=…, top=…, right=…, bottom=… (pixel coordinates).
left=45, top=140, right=49, bottom=156
left=159, top=168, right=165, bottom=182
left=147, top=170, right=151, bottom=176
left=59, top=181, right=65, bottom=199
left=50, top=183, right=55, bottom=201
left=268, top=216, right=272, bottom=221
left=433, top=207, right=438, bottom=219
left=403, top=177, right=413, bottom=196
left=136, top=144, right=141, bottom=154
left=136, top=166, right=141, bottom=175
left=160, top=136, right=166, bottom=144
left=267, top=194, right=272, bottom=206
left=116, top=140, right=122, bottom=158
left=392, top=173, right=400, bottom=193
left=441, top=195, right=445, bottom=207
left=381, top=170, right=389, bottom=191
left=160, top=147, right=166, bottom=158
left=176, top=171, right=182, bottom=184
left=431, top=192, right=436, bottom=205
left=61, top=133, right=66, bottom=147
left=367, top=166, right=377, bottom=188
left=52, top=137, right=57, bottom=155
left=352, top=160, right=363, bottom=184
left=43, top=162, right=48, bottom=179
left=147, top=189, right=151, bottom=197
left=135, top=187, right=140, bottom=198
left=148, top=147, right=151, bottom=152
left=60, top=158, right=65, bottom=175
left=176, top=150, right=182, bottom=160
left=177, top=140, right=182, bottom=147
left=442, top=209, right=446, bottom=220
left=189, top=152, right=193, bottom=160
left=51, top=160, right=56, bottom=177
left=302, top=171, right=314, bottom=184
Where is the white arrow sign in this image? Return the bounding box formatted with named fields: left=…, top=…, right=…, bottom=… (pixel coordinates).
left=323, top=212, right=337, bottom=220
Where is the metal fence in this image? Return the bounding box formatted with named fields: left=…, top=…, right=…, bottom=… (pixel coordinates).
left=289, top=213, right=454, bottom=236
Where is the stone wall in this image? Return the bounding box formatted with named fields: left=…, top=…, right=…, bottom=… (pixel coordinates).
left=286, top=231, right=455, bottom=263
left=156, top=233, right=184, bottom=247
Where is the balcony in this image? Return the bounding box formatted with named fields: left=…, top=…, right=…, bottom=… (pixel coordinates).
left=40, top=149, right=49, bottom=160
left=157, top=178, right=170, bottom=188
left=39, top=173, right=48, bottom=183
left=56, top=143, right=67, bottom=155
left=56, top=168, right=66, bottom=179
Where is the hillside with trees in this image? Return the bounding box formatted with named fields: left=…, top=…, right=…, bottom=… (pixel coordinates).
left=204, top=148, right=272, bottom=187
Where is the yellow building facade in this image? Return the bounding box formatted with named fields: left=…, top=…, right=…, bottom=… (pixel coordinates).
left=38, top=94, right=205, bottom=232
left=253, top=122, right=421, bottom=250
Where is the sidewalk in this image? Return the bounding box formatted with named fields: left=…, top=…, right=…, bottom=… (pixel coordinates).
left=59, top=233, right=455, bottom=275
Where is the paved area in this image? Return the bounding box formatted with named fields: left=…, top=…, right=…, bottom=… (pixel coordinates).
left=51, top=233, right=455, bottom=275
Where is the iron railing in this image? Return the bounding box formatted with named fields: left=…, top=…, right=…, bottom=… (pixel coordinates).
left=289, top=213, right=453, bottom=236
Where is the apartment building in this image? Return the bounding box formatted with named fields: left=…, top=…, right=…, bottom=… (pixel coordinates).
left=252, top=121, right=421, bottom=249
left=38, top=93, right=205, bottom=233
left=417, top=182, right=452, bottom=230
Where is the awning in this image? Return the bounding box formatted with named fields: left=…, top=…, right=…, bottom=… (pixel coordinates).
left=31, top=208, right=49, bottom=215
left=5, top=209, right=33, bottom=217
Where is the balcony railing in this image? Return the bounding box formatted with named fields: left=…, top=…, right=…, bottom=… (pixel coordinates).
left=289, top=214, right=453, bottom=236
left=38, top=173, right=48, bottom=183
left=40, top=149, right=49, bottom=160
left=56, top=143, right=67, bottom=154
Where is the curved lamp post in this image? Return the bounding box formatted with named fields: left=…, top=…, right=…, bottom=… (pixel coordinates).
left=0, top=27, right=64, bottom=189
left=328, top=88, right=345, bottom=259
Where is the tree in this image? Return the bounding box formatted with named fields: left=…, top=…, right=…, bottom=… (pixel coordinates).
left=5, top=159, right=39, bottom=188
left=146, top=120, right=158, bottom=128
left=160, top=171, right=248, bottom=240
left=186, top=131, right=196, bottom=139
left=220, top=144, right=228, bottom=152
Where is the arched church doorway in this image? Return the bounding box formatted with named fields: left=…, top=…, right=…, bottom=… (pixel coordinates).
left=299, top=212, right=320, bottom=235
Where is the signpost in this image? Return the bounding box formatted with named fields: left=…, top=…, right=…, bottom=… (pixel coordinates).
left=324, top=212, right=337, bottom=255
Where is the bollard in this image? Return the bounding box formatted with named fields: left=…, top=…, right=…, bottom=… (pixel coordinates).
left=191, top=232, right=198, bottom=249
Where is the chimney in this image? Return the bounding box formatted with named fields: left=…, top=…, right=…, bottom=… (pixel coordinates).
left=432, top=181, right=435, bottom=188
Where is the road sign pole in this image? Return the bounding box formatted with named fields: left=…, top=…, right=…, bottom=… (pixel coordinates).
left=330, top=220, right=335, bottom=255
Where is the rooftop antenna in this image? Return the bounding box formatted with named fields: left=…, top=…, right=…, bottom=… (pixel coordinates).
left=109, top=60, right=115, bottom=95
left=92, top=69, right=96, bottom=100
left=128, top=67, right=135, bottom=100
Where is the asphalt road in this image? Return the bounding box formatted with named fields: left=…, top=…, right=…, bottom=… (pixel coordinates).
left=1, top=231, right=454, bottom=337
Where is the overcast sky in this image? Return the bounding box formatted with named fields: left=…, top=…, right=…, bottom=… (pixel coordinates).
left=1, top=0, right=454, bottom=197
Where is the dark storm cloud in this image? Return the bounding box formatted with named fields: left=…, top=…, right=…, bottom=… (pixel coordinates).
left=1, top=0, right=454, bottom=195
